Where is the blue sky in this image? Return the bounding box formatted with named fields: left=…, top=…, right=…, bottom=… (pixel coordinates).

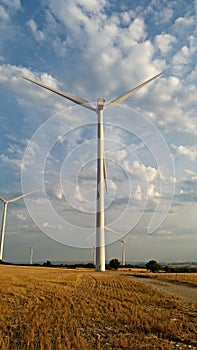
left=0, top=0, right=197, bottom=263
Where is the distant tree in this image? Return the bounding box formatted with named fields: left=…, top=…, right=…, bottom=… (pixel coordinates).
left=109, top=258, right=120, bottom=270
left=43, top=260, right=52, bottom=267
left=164, top=265, right=170, bottom=273
left=146, top=260, right=161, bottom=273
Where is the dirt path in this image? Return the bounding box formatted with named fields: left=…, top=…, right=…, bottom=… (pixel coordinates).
left=132, top=277, right=197, bottom=304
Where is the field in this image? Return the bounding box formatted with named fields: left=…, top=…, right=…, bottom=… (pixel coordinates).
left=128, top=271, right=197, bottom=287
left=0, top=266, right=196, bottom=350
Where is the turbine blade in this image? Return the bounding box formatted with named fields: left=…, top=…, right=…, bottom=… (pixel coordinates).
left=8, top=190, right=37, bottom=203
left=0, top=196, right=5, bottom=203
left=87, top=231, right=96, bottom=240
left=105, top=226, right=120, bottom=236
left=23, top=76, right=96, bottom=111
left=103, top=156, right=108, bottom=193
left=105, top=72, right=163, bottom=110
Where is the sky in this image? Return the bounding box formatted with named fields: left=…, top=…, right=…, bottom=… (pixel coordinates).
left=0, top=0, right=197, bottom=264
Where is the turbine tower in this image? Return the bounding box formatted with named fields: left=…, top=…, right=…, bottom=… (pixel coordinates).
left=0, top=191, right=35, bottom=261
left=119, top=237, right=129, bottom=266
left=29, top=247, right=34, bottom=265
left=23, top=71, right=163, bottom=271
left=29, top=245, right=36, bottom=265
left=91, top=245, right=96, bottom=266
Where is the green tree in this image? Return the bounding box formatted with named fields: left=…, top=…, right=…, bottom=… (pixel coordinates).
left=109, top=258, right=120, bottom=270
left=43, top=260, right=52, bottom=267
left=164, top=265, right=170, bottom=273
left=146, top=260, right=161, bottom=273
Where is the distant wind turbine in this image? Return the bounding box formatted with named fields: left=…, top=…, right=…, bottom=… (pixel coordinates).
left=23, top=71, right=163, bottom=271
left=91, top=245, right=96, bottom=266
left=119, top=237, right=130, bottom=266
left=29, top=245, right=37, bottom=265
left=0, top=191, right=35, bottom=261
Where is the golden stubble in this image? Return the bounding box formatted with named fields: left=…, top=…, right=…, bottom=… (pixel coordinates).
left=0, top=266, right=196, bottom=350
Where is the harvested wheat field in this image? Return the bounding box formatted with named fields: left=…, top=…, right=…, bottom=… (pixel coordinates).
left=129, top=271, right=197, bottom=287
left=0, top=266, right=196, bottom=350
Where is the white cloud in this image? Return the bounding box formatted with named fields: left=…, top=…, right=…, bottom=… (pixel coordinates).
left=73, top=0, right=106, bottom=12
left=74, top=184, right=84, bottom=202
left=172, top=45, right=191, bottom=66
left=115, top=149, right=127, bottom=161
left=17, top=213, right=26, bottom=221
left=1, top=0, right=197, bottom=261
left=0, top=0, right=21, bottom=22
left=107, top=179, right=117, bottom=191
left=0, top=64, right=67, bottom=112
left=27, top=19, right=45, bottom=42
left=144, top=74, right=197, bottom=135
left=174, top=16, right=194, bottom=28
left=133, top=183, right=160, bottom=203
left=1, top=0, right=21, bottom=10
left=120, top=11, right=135, bottom=26
left=0, top=64, right=59, bottom=89
left=133, top=185, right=142, bottom=201
left=124, top=160, right=158, bottom=182
left=172, top=144, right=197, bottom=160
left=185, top=169, right=197, bottom=180
left=0, top=154, right=24, bottom=169
left=0, top=5, right=9, bottom=21
left=168, top=176, right=177, bottom=184
left=154, top=33, right=176, bottom=54
left=147, top=184, right=159, bottom=202
left=44, top=0, right=162, bottom=97
left=49, top=185, right=63, bottom=199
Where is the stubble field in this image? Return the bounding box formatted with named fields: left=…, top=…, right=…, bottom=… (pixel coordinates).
left=129, top=271, right=197, bottom=287
left=0, top=266, right=196, bottom=350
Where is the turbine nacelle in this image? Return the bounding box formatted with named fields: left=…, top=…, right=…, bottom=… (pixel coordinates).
left=97, top=98, right=105, bottom=111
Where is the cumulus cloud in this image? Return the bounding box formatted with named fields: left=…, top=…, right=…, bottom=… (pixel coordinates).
left=154, top=33, right=177, bottom=54
left=132, top=183, right=160, bottom=203
left=115, top=149, right=127, bottom=161
left=27, top=19, right=45, bottom=42
left=0, top=64, right=58, bottom=90
left=133, top=185, right=142, bottom=201
left=124, top=160, right=158, bottom=182
left=172, top=144, right=197, bottom=160
left=147, top=184, right=159, bottom=202
left=0, top=64, right=68, bottom=113
left=43, top=0, right=163, bottom=97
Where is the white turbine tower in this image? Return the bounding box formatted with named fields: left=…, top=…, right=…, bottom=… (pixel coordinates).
left=0, top=191, right=35, bottom=261
left=91, top=245, right=96, bottom=266
left=29, top=245, right=37, bottom=265
left=23, top=71, right=163, bottom=271
left=119, top=237, right=129, bottom=266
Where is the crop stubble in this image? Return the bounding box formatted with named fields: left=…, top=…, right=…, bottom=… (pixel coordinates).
left=0, top=266, right=196, bottom=350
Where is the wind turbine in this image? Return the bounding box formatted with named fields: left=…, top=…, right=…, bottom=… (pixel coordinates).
left=91, top=245, right=96, bottom=266
left=29, top=245, right=37, bottom=265
left=0, top=191, right=35, bottom=261
left=23, top=71, right=163, bottom=271
left=119, top=237, right=129, bottom=266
